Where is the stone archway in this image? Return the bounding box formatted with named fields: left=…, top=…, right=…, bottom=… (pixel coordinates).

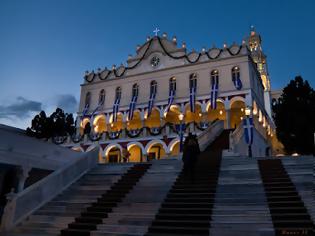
left=230, top=100, right=246, bottom=129
left=164, top=105, right=181, bottom=124
left=104, top=144, right=123, bottom=163
left=145, top=140, right=168, bottom=160
left=93, top=114, right=107, bottom=133
left=127, top=142, right=145, bottom=162
left=184, top=103, right=202, bottom=124
left=207, top=100, right=226, bottom=123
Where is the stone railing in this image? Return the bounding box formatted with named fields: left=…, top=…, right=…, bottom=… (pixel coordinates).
left=0, top=147, right=99, bottom=231
left=197, top=120, right=224, bottom=152
left=229, top=124, right=243, bottom=153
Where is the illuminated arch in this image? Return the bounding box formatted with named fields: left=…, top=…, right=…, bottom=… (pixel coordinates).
left=230, top=99, right=246, bottom=129
left=145, top=107, right=161, bottom=128
left=127, top=110, right=142, bottom=130
left=164, top=104, right=181, bottom=124
left=109, top=112, right=124, bottom=131
left=184, top=102, right=202, bottom=123
left=229, top=96, right=245, bottom=109
left=104, top=143, right=123, bottom=157
left=80, top=117, right=91, bottom=134
left=127, top=141, right=145, bottom=162
left=167, top=138, right=180, bottom=153
left=93, top=114, right=107, bottom=133
left=145, top=140, right=168, bottom=154
left=127, top=141, right=146, bottom=155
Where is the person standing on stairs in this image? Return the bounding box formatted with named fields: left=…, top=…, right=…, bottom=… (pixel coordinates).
left=182, top=133, right=200, bottom=183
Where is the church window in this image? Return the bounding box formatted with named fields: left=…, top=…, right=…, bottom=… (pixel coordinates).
left=210, top=69, right=219, bottom=81
left=169, top=77, right=176, bottom=91
left=115, top=87, right=122, bottom=100
left=232, top=66, right=240, bottom=81
left=150, top=80, right=157, bottom=95
left=85, top=92, right=91, bottom=107
left=99, top=89, right=105, bottom=105
left=132, top=83, right=139, bottom=97
left=189, top=73, right=197, bottom=89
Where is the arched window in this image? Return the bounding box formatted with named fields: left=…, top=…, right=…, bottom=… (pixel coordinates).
left=169, top=77, right=176, bottom=92
left=85, top=92, right=91, bottom=107
left=132, top=83, right=139, bottom=97
left=150, top=80, right=157, bottom=95
left=231, top=66, right=240, bottom=80
left=99, top=89, right=105, bottom=105
left=210, top=69, right=219, bottom=81
left=115, top=87, right=122, bottom=100
left=189, top=73, right=197, bottom=89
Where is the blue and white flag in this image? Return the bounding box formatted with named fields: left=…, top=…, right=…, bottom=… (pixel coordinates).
left=82, top=104, right=89, bottom=117
left=243, top=117, right=253, bottom=145
left=189, top=84, right=197, bottom=113
left=210, top=76, right=219, bottom=109
left=147, top=86, right=157, bottom=117
left=91, top=100, right=104, bottom=117
left=112, top=98, right=120, bottom=123
left=232, top=73, right=242, bottom=90
left=128, top=95, right=138, bottom=120
left=165, top=89, right=175, bottom=113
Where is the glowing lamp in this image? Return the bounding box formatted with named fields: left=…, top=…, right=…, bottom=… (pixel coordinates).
left=219, top=110, right=223, bottom=115
left=245, top=107, right=251, bottom=116
left=178, top=113, right=184, bottom=121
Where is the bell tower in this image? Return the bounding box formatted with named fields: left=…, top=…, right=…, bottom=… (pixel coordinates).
left=247, top=26, right=272, bottom=117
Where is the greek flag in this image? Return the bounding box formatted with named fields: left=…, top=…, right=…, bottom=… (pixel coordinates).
left=243, top=117, right=253, bottom=145
left=189, top=84, right=197, bottom=113
left=82, top=104, right=89, bottom=117
left=232, top=73, right=242, bottom=90
left=147, top=87, right=157, bottom=117
left=91, top=100, right=104, bottom=117
left=165, top=89, right=175, bottom=113
left=112, top=98, right=120, bottom=122
left=128, top=95, right=138, bottom=120
left=210, top=76, right=219, bottom=109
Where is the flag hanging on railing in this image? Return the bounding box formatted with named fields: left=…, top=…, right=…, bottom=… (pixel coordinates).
left=112, top=98, right=121, bottom=123
left=165, top=89, right=175, bottom=113
left=82, top=104, right=89, bottom=117
left=147, top=86, right=157, bottom=117
left=128, top=94, right=138, bottom=121
left=232, top=72, right=242, bottom=90
left=243, top=117, right=253, bottom=145
left=91, top=100, right=104, bottom=117
left=210, top=76, right=219, bottom=109
left=189, top=83, right=197, bottom=113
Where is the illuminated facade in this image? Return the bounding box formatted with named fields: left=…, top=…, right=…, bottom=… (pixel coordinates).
left=64, top=28, right=275, bottom=162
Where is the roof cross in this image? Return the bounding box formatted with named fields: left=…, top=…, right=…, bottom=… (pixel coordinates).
left=153, top=27, right=160, bottom=37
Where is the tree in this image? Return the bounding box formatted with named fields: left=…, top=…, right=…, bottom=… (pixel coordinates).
left=272, top=76, right=315, bottom=154
left=26, top=108, right=75, bottom=140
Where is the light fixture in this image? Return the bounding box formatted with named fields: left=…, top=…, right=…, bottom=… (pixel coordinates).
left=178, top=113, right=184, bottom=121
left=182, top=42, right=186, bottom=48
left=240, top=117, right=243, bottom=120
left=245, top=107, right=251, bottom=116
left=111, top=123, right=114, bottom=128
left=219, top=110, right=223, bottom=115
left=199, top=113, right=202, bottom=117
left=241, top=108, right=244, bottom=112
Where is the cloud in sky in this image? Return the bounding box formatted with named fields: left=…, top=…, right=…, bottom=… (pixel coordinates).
left=55, top=94, right=78, bottom=114
left=0, top=94, right=78, bottom=129
left=0, top=97, right=42, bottom=120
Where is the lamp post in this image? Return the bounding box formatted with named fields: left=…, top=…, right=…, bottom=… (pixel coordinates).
left=245, top=107, right=252, bottom=157
left=178, top=113, right=184, bottom=152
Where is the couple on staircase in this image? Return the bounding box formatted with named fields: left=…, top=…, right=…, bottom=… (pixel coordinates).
left=182, top=132, right=200, bottom=183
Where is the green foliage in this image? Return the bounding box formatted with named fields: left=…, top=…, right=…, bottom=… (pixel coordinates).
left=272, top=76, right=315, bottom=154
left=26, top=108, right=75, bottom=139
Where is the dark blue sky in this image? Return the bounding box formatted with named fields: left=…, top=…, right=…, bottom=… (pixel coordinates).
left=0, top=0, right=314, bottom=128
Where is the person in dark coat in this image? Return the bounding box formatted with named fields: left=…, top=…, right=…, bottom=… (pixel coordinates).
left=182, top=133, right=200, bottom=183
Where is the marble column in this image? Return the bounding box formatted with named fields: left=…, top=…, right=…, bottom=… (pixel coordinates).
left=226, top=109, right=231, bottom=129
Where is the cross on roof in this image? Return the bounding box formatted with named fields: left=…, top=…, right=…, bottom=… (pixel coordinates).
left=153, top=27, right=160, bottom=37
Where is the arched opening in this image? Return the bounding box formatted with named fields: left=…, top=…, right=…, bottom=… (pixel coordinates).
left=127, top=110, right=142, bottom=130
left=164, top=105, right=181, bottom=124
left=184, top=103, right=202, bottom=124
left=105, top=146, right=122, bottom=163
left=128, top=144, right=143, bottom=162
left=99, top=89, right=105, bottom=105
left=93, top=115, right=107, bottom=133
left=80, top=117, right=90, bottom=135
left=145, top=107, right=161, bottom=128
left=230, top=100, right=246, bottom=129
left=110, top=113, right=123, bottom=131
left=207, top=100, right=226, bottom=123
left=147, top=143, right=166, bottom=160
left=169, top=141, right=180, bottom=157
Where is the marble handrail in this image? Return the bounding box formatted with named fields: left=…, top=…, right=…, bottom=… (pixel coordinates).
left=197, top=120, right=224, bottom=152
left=0, top=147, right=99, bottom=231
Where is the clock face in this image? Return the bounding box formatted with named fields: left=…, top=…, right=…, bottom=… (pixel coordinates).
left=150, top=56, right=160, bottom=67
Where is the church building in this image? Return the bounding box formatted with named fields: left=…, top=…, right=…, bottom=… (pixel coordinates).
left=64, top=28, right=277, bottom=162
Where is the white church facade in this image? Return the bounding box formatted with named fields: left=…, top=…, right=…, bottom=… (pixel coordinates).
left=63, top=28, right=278, bottom=162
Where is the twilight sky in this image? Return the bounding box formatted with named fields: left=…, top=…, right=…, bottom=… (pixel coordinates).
left=0, top=0, right=314, bottom=129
